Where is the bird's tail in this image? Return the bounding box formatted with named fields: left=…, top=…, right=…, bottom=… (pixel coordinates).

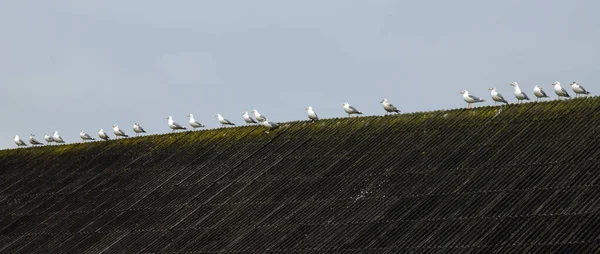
left=358, top=111, right=363, bottom=114
left=124, top=135, right=129, bottom=137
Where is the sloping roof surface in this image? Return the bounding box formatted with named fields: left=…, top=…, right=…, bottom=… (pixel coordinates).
left=1, top=98, right=600, bottom=253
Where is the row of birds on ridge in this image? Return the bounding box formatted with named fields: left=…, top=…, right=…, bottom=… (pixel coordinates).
left=12, top=81, right=589, bottom=147
left=13, top=101, right=397, bottom=147
left=461, top=81, right=590, bottom=108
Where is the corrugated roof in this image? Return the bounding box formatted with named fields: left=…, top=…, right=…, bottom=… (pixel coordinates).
left=1, top=98, right=600, bottom=252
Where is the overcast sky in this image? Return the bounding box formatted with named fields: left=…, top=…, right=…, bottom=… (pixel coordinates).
left=1, top=0, right=599, bottom=148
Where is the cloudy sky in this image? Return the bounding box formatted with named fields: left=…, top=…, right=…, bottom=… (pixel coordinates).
left=1, top=0, right=598, bottom=148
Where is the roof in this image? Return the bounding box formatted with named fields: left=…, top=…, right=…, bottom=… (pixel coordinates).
left=0, top=98, right=599, bottom=252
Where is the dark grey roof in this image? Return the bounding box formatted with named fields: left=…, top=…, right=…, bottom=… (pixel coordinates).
left=0, top=98, right=599, bottom=252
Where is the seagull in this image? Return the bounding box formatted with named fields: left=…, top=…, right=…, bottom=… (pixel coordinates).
left=98, top=129, right=111, bottom=140
left=112, top=124, right=129, bottom=138
left=570, top=81, right=590, bottom=97
left=133, top=123, right=147, bottom=136
left=167, top=116, right=187, bottom=131
left=187, top=114, right=205, bottom=130
left=52, top=131, right=65, bottom=143
left=29, top=134, right=44, bottom=146
left=14, top=135, right=27, bottom=147
left=79, top=131, right=95, bottom=142
left=243, top=112, right=258, bottom=124
left=343, top=102, right=363, bottom=117
left=217, top=114, right=235, bottom=127
left=552, top=81, right=570, bottom=99
left=460, top=90, right=485, bottom=109
left=305, top=106, right=319, bottom=122
left=262, top=119, right=280, bottom=134
left=533, top=85, right=549, bottom=101
left=44, top=133, right=54, bottom=144
left=488, top=87, right=508, bottom=105
left=509, top=82, right=530, bottom=103
left=251, top=109, right=267, bottom=122
left=380, top=98, right=401, bottom=114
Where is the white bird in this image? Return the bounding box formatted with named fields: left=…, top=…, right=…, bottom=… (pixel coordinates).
left=167, top=116, right=187, bottom=131
left=488, top=87, right=508, bottom=105
left=14, top=135, right=27, bottom=147
left=552, top=81, right=571, bottom=99
left=52, top=131, right=65, bottom=143
left=243, top=112, right=258, bottom=124
left=533, top=85, right=549, bottom=101
left=29, top=134, right=44, bottom=146
left=44, top=133, right=54, bottom=144
left=380, top=98, right=401, bottom=114
left=460, top=90, right=485, bottom=109
left=570, top=81, right=590, bottom=97
left=509, top=82, right=530, bottom=103
left=305, top=106, right=319, bottom=122
left=217, top=114, right=235, bottom=127
left=251, top=109, right=267, bottom=122
left=187, top=114, right=205, bottom=130
left=343, top=102, right=363, bottom=117
left=98, top=129, right=110, bottom=140
left=262, top=119, right=280, bottom=134
left=133, top=123, right=147, bottom=136
left=79, top=131, right=95, bottom=142
left=112, top=124, right=129, bottom=138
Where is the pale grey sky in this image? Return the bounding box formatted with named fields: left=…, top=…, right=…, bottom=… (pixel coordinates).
left=1, top=0, right=599, bottom=148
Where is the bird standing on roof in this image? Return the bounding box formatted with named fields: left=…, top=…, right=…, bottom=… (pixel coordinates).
left=262, top=118, right=280, bottom=134
left=14, top=135, right=27, bottom=147
left=343, top=102, right=363, bottom=117
left=552, top=81, right=570, bottom=99
left=460, top=90, right=484, bottom=109
left=380, top=98, right=400, bottom=114
left=252, top=109, right=267, bottom=122
left=488, top=87, right=508, bottom=105
left=133, top=123, right=147, bottom=136
left=79, top=131, right=95, bottom=142
left=570, top=82, right=590, bottom=97
left=305, top=106, right=319, bottom=122
left=509, top=82, right=530, bottom=103
left=167, top=116, right=186, bottom=131
left=98, top=129, right=110, bottom=140
left=29, top=134, right=44, bottom=146
left=44, top=133, right=54, bottom=144
left=112, top=125, right=129, bottom=138
left=243, top=112, right=258, bottom=124
left=217, top=114, right=235, bottom=127
left=53, top=131, right=65, bottom=143
left=187, top=114, right=205, bottom=130
left=533, top=85, right=549, bottom=101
